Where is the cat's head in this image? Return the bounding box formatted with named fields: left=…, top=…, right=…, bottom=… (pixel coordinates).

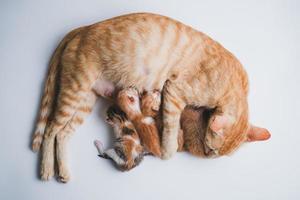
left=206, top=114, right=271, bottom=156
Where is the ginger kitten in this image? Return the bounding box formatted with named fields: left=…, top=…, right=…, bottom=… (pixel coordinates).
left=116, top=88, right=161, bottom=157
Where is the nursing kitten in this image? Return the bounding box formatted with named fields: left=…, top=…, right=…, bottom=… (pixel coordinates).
left=141, top=91, right=222, bottom=157
left=94, top=106, right=145, bottom=171
left=116, top=88, right=161, bottom=157
left=32, top=13, right=270, bottom=182
left=140, top=90, right=184, bottom=151
left=180, top=107, right=219, bottom=157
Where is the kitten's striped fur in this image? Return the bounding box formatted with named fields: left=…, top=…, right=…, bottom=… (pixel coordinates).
left=32, top=13, right=270, bottom=182
left=117, top=88, right=161, bottom=157
left=95, top=106, right=144, bottom=171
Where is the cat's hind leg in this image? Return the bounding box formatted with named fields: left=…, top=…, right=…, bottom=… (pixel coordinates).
left=55, top=91, right=96, bottom=183
left=40, top=87, right=95, bottom=181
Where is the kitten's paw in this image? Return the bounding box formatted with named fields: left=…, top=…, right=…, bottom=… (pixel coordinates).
left=31, top=133, right=43, bottom=152
left=94, top=140, right=104, bottom=155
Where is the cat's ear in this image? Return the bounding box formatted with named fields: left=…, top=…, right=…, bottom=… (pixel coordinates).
left=247, top=125, right=271, bottom=142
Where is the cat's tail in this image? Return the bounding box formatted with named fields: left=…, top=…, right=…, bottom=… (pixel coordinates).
left=31, top=27, right=84, bottom=152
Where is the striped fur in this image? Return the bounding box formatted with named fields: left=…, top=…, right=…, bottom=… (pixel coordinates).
left=31, top=27, right=85, bottom=152
left=95, top=106, right=145, bottom=171
left=142, top=92, right=221, bottom=157
left=117, top=88, right=161, bottom=157
left=33, top=13, right=270, bottom=182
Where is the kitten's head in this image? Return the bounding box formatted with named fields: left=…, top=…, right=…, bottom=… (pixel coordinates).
left=106, top=106, right=128, bottom=126
left=204, top=130, right=224, bottom=157
left=115, top=137, right=145, bottom=171
left=117, top=88, right=141, bottom=117
left=141, top=90, right=161, bottom=117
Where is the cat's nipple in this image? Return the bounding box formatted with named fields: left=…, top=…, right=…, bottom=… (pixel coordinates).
left=170, top=73, right=178, bottom=80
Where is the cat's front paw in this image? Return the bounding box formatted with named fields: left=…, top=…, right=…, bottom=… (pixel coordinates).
left=161, top=139, right=178, bottom=160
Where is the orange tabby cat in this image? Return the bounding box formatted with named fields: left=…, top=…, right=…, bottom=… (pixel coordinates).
left=31, top=13, right=270, bottom=182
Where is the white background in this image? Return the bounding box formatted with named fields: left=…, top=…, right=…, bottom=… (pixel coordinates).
left=0, top=0, right=299, bottom=200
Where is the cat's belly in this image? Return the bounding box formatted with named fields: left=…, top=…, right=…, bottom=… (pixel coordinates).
left=87, top=13, right=204, bottom=98
left=122, top=65, right=170, bottom=91
left=92, top=17, right=198, bottom=93
left=93, top=66, right=170, bottom=98
left=99, top=56, right=175, bottom=94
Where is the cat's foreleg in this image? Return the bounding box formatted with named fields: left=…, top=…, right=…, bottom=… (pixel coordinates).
left=161, top=81, right=186, bottom=159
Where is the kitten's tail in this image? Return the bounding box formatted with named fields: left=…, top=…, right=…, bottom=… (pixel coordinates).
left=31, top=27, right=84, bottom=152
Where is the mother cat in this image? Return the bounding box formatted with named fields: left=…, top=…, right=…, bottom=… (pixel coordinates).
left=32, top=13, right=270, bottom=182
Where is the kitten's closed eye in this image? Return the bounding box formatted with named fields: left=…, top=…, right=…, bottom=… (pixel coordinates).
left=128, top=96, right=135, bottom=103
left=115, top=146, right=127, bottom=161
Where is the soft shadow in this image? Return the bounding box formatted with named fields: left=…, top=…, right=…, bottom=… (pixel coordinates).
left=96, top=98, right=115, bottom=147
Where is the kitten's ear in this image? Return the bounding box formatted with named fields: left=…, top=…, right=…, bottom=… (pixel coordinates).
left=247, top=125, right=271, bottom=142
